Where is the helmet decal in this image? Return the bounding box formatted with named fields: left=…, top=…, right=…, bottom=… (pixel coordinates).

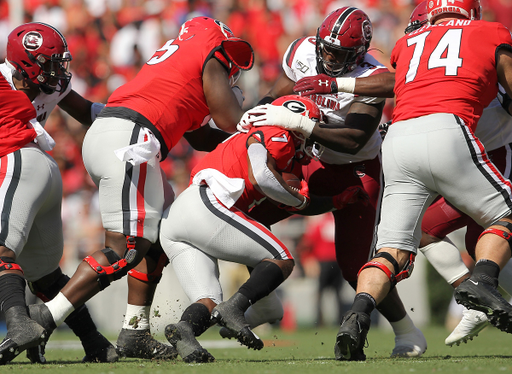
left=22, top=32, right=43, bottom=51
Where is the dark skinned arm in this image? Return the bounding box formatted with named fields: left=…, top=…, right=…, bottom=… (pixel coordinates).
left=497, top=48, right=512, bottom=115
left=310, top=100, right=385, bottom=155
left=183, top=125, right=231, bottom=152
left=57, top=89, right=95, bottom=126
left=203, top=58, right=245, bottom=133
left=351, top=72, right=396, bottom=98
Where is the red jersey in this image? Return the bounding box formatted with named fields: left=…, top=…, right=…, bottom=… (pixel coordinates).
left=0, top=74, right=37, bottom=157
left=190, top=126, right=297, bottom=212
left=391, top=19, right=512, bottom=130
left=106, top=18, right=247, bottom=154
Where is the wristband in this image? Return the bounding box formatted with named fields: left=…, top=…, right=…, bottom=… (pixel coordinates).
left=91, top=102, right=106, bottom=122
left=294, top=195, right=309, bottom=210
left=335, top=77, right=356, bottom=94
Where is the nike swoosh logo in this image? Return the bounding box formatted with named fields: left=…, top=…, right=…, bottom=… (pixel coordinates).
left=469, top=280, right=479, bottom=286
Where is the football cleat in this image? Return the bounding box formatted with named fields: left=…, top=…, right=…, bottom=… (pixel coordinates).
left=211, top=293, right=264, bottom=350
left=445, top=308, right=489, bottom=346
left=116, top=328, right=177, bottom=360
left=25, top=303, right=56, bottom=363
left=391, top=326, right=427, bottom=357
left=454, top=277, right=512, bottom=333
left=334, top=310, right=370, bottom=361
left=81, top=330, right=119, bottom=363
left=0, top=306, right=47, bottom=365
left=164, top=322, right=214, bottom=363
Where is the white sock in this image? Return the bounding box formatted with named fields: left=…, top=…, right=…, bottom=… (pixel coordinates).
left=46, top=292, right=74, bottom=327
left=419, top=237, right=469, bottom=284
left=122, top=304, right=150, bottom=330
left=390, top=314, right=415, bottom=335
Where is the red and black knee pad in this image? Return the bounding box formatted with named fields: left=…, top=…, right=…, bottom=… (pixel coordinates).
left=478, top=220, right=512, bottom=249
left=0, top=256, right=23, bottom=274
left=128, top=243, right=169, bottom=283
left=357, top=251, right=415, bottom=287
left=83, top=236, right=140, bottom=290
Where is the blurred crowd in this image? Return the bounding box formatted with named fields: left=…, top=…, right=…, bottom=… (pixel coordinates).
left=0, top=0, right=511, bottom=284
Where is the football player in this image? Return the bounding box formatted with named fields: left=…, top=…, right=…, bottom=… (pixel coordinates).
left=295, top=0, right=512, bottom=348
left=25, top=16, right=254, bottom=362
left=159, top=95, right=368, bottom=362
left=238, top=7, right=427, bottom=360
left=0, top=22, right=117, bottom=364
left=322, top=0, right=512, bottom=360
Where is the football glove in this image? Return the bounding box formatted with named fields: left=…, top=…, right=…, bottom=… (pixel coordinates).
left=280, top=180, right=310, bottom=211
left=237, top=104, right=316, bottom=137
left=293, top=74, right=338, bottom=95
left=332, top=186, right=370, bottom=210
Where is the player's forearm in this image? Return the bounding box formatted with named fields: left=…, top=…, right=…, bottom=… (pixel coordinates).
left=338, top=73, right=395, bottom=97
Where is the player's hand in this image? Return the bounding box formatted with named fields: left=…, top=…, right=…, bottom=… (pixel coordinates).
left=332, top=186, right=370, bottom=210
left=497, top=86, right=512, bottom=116
left=280, top=180, right=310, bottom=211
left=293, top=74, right=338, bottom=95
left=237, top=104, right=316, bottom=137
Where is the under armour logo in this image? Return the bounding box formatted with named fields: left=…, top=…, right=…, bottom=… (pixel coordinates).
left=318, top=80, right=329, bottom=87
left=37, top=104, right=45, bottom=111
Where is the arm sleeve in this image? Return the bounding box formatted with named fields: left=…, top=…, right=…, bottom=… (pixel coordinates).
left=247, top=142, right=302, bottom=207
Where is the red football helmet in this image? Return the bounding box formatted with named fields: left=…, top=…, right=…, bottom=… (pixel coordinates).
left=316, top=7, right=373, bottom=77
left=181, top=17, right=254, bottom=83
left=405, top=1, right=428, bottom=34
left=427, top=0, right=481, bottom=24
left=6, top=22, right=72, bottom=94
left=271, top=95, right=323, bottom=163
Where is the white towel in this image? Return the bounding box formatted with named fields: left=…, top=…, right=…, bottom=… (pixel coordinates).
left=114, top=127, right=161, bottom=165
left=192, top=168, right=245, bottom=208
left=29, top=118, right=55, bottom=151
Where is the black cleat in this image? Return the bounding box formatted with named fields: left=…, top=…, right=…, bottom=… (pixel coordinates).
left=116, top=328, right=177, bottom=360
left=25, top=304, right=56, bottom=364
left=0, top=306, right=47, bottom=365
left=211, top=294, right=264, bottom=350
left=334, top=310, right=370, bottom=361
left=455, top=277, right=512, bottom=333
left=164, top=322, right=214, bottom=363
left=82, top=330, right=119, bottom=363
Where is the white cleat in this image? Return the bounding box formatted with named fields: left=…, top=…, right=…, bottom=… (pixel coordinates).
left=391, top=326, right=427, bottom=358
left=445, top=308, right=489, bottom=346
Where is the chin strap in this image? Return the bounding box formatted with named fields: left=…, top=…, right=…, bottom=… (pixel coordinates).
left=358, top=251, right=415, bottom=287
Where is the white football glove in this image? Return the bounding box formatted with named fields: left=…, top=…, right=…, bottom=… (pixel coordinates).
left=237, top=104, right=316, bottom=137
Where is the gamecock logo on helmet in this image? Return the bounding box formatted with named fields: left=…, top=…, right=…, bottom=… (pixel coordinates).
left=362, top=20, right=372, bottom=42
left=22, top=31, right=43, bottom=50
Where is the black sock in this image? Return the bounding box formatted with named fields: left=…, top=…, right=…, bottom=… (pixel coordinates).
left=351, top=293, right=376, bottom=316
left=0, top=273, right=27, bottom=312
left=472, top=259, right=500, bottom=288
left=180, top=303, right=211, bottom=336
left=238, top=261, right=284, bottom=304
left=64, top=305, right=99, bottom=339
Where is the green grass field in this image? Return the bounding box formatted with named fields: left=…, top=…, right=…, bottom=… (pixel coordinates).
left=3, top=325, right=512, bottom=374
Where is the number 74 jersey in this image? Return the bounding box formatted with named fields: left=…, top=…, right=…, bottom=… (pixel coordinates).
left=391, top=19, right=512, bottom=131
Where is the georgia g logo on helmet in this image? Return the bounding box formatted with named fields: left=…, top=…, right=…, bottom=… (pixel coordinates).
left=23, top=31, right=43, bottom=51
left=281, top=100, right=309, bottom=116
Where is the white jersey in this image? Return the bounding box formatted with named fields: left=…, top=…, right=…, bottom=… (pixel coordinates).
left=0, top=63, right=72, bottom=127
left=282, top=36, right=387, bottom=164
left=476, top=96, right=512, bottom=152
